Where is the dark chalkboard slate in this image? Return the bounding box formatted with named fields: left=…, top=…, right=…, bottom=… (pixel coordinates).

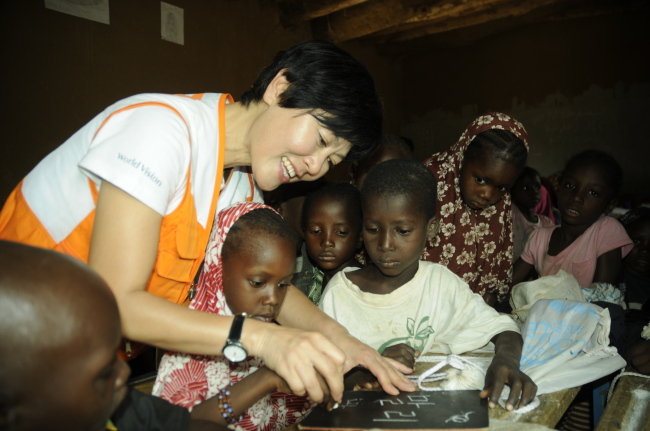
left=299, top=390, right=488, bottom=431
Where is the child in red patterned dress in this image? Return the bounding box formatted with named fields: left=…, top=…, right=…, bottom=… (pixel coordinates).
left=154, top=202, right=321, bottom=431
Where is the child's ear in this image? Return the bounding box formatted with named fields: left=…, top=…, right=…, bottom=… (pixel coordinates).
left=262, top=69, right=290, bottom=106
left=356, top=231, right=364, bottom=249
left=604, top=197, right=618, bottom=216
left=427, top=217, right=439, bottom=241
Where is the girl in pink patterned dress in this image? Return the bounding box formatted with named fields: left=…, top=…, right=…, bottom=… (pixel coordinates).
left=153, top=202, right=315, bottom=430
left=422, top=113, right=529, bottom=306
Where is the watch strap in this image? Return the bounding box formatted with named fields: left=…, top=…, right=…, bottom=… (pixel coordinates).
left=227, top=313, right=247, bottom=342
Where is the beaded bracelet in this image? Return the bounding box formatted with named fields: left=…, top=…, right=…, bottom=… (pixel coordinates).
left=217, top=382, right=244, bottom=425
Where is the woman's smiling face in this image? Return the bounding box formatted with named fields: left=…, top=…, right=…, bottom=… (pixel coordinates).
left=244, top=72, right=351, bottom=191
left=248, top=106, right=351, bottom=191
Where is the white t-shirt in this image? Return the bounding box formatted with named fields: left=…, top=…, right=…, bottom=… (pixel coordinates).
left=21, top=93, right=261, bottom=243
left=319, top=262, right=519, bottom=354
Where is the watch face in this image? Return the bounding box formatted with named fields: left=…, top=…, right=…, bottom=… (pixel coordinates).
left=223, top=343, right=248, bottom=362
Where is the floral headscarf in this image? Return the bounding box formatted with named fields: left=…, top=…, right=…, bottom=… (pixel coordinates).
left=153, top=202, right=314, bottom=431
left=422, top=113, right=530, bottom=302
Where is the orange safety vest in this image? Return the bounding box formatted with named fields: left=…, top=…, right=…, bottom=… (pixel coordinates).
left=0, top=95, right=234, bottom=359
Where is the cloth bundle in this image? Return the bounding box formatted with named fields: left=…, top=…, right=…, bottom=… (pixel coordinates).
left=415, top=300, right=626, bottom=411
left=509, top=271, right=625, bottom=323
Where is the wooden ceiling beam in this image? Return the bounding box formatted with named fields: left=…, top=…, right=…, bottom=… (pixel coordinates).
left=543, top=0, right=650, bottom=22
left=277, top=0, right=370, bottom=27
left=375, top=0, right=580, bottom=56
left=381, top=0, right=577, bottom=44
left=311, top=0, right=520, bottom=43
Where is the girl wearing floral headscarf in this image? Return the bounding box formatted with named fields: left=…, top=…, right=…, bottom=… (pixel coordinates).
left=153, top=202, right=315, bottom=430
left=422, top=113, right=529, bottom=305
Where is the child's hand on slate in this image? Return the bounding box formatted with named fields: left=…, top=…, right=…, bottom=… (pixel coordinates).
left=382, top=343, right=420, bottom=370
left=480, top=354, right=537, bottom=411
left=342, top=367, right=380, bottom=391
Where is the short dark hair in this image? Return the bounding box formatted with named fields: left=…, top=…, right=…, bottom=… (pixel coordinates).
left=517, top=166, right=541, bottom=183
left=465, top=129, right=528, bottom=169
left=239, top=40, right=383, bottom=162
left=381, top=135, right=413, bottom=156
left=563, top=149, right=624, bottom=196
left=302, top=182, right=362, bottom=230
left=223, top=208, right=301, bottom=259
left=361, top=159, right=437, bottom=220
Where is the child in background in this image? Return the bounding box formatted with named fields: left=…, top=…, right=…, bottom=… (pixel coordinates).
left=618, top=207, right=650, bottom=375
left=319, top=159, right=537, bottom=411
left=423, top=113, right=529, bottom=307
left=0, top=240, right=225, bottom=431
left=512, top=150, right=632, bottom=290
left=154, top=203, right=317, bottom=431
left=619, top=207, right=650, bottom=309
left=263, top=179, right=328, bottom=298
left=349, top=134, right=414, bottom=190
left=535, top=182, right=558, bottom=225
left=511, top=166, right=556, bottom=262
left=301, top=182, right=362, bottom=304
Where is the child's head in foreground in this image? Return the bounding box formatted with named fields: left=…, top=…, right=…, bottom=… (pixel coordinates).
left=221, top=204, right=301, bottom=320
left=460, top=126, right=528, bottom=211
left=511, top=166, right=543, bottom=212
left=0, top=241, right=130, bottom=431
left=620, top=207, right=650, bottom=276
left=350, top=134, right=414, bottom=189
left=301, top=182, right=362, bottom=275
left=558, top=149, right=622, bottom=228
left=239, top=40, right=382, bottom=162
left=360, top=159, right=438, bottom=279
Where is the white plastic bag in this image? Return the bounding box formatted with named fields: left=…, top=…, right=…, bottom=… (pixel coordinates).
left=510, top=270, right=585, bottom=322
left=415, top=299, right=626, bottom=411
left=519, top=299, right=626, bottom=395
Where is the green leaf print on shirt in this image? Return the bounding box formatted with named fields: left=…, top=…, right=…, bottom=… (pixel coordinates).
left=378, top=316, right=435, bottom=354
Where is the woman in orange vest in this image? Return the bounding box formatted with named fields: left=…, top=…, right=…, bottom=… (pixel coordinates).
left=0, top=41, right=416, bottom=404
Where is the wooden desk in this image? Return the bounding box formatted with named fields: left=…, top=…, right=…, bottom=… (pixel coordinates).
left=414, top=355, right=580, bottom=429
left=134, top=355, right=580, bottom=430
left=595, top=371, right=650, bottom=431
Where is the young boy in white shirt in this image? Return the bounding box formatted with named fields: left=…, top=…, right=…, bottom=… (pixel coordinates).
left=319, top=159, right=537, bottom=411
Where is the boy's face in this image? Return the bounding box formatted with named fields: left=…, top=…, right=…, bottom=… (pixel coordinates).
left=20, top=302, right=130, bottom=431
left=222, top=235, right=296, bottom=322
left=303, top=196, right=361, bottom=273
left=511, top=171, right=542, bottom=210
left=459, top=155, right=520, bottom=210
left=362, top=194, right=436, bottom=281
left=625, top=218, right=650, bottom=275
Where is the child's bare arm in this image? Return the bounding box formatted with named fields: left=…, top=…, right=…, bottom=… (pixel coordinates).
left=480, top=331, right=537, bottom=411
left=190, top=366, right=327, bottom=424
left=592, top=247, right=623, bottom=285
left=511, top=258, right=534, bottom=286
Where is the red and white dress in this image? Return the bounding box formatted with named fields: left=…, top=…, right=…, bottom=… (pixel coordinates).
left=153, top=202, right=315, bottom=431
